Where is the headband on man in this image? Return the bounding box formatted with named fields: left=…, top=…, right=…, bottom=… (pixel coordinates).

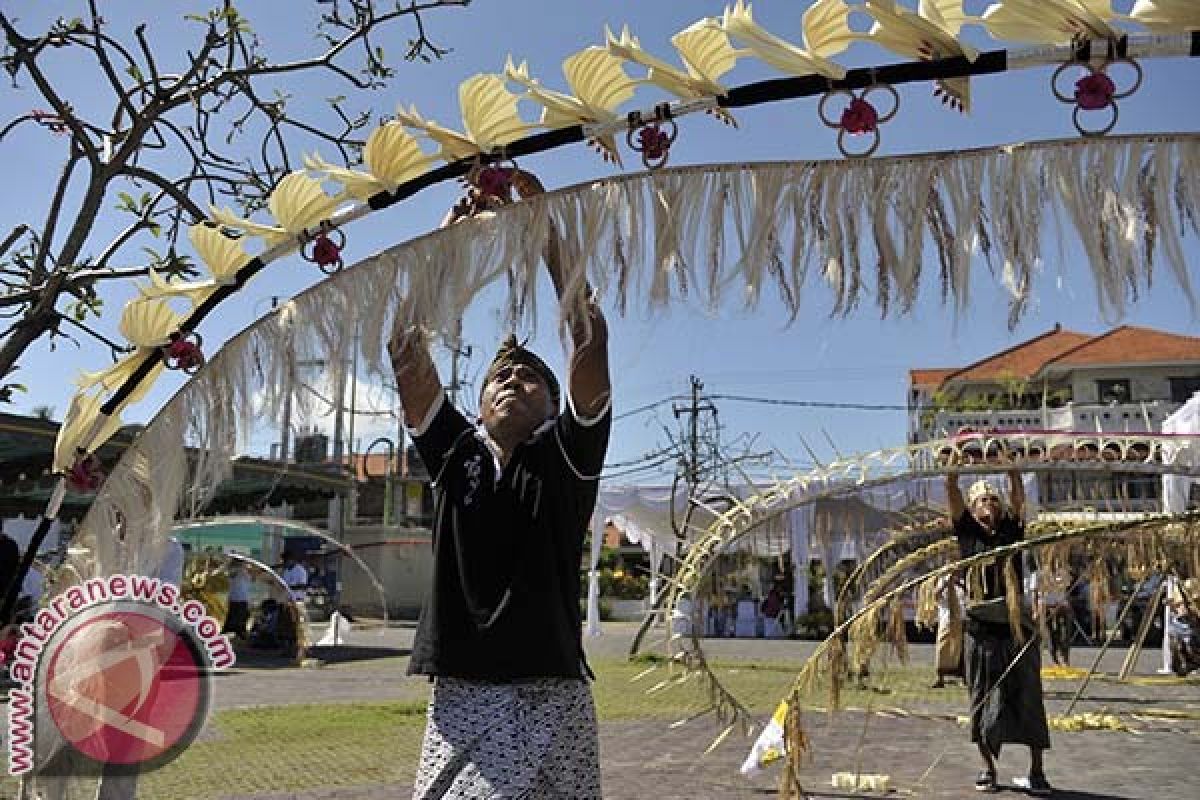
left=480, top=334, right=561, bottom=408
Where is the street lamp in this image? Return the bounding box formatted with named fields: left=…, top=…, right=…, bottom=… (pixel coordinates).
left=363, top=437, right=397, bottom=526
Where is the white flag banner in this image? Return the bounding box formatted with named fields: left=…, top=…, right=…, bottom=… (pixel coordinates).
left=739, top=700, right=788, bottom=776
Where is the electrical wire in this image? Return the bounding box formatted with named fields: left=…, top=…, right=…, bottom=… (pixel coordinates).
left=709, top=393, right=908, bottom=411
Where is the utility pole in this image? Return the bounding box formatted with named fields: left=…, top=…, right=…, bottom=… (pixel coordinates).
left=445, top=320, right=473, bottom=408
left=672, top=375, right=718, bottom=488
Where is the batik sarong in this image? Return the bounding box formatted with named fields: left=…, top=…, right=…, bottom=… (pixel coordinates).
left=412, top=677, right=601, bottom=800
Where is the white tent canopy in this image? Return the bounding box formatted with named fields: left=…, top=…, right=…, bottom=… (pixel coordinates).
left=1162, top=391, right=1200, bottom=512
left=585, top=473, right=1041, bottom=632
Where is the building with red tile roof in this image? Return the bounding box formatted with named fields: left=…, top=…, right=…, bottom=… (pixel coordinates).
left=907, top=324, right=1200, bottom=510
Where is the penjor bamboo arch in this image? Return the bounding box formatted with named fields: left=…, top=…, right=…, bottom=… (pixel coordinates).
left=7, top=5, right=1200, bottom=795
left=628, top=440, right=1200, bottom=797
left=6, top=8, right=1200, bottom=619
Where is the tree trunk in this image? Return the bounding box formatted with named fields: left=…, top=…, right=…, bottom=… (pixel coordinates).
left=0, top=312, right=55, bottom=382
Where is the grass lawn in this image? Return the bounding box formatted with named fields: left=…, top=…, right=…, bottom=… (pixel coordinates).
left=2, top=658, right=957, bottom=799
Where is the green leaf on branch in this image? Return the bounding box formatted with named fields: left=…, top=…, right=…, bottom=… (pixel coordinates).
left=142, top=246, right=199, bottom=280
left=0, top=383, right=28, bottom=404
left=66, top=295, right=104, bottom=322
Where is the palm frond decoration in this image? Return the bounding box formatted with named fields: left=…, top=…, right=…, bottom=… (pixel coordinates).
left=721, top=0, right=857, bottom=80
left=1129, top=0, right=1200, bottom=31
left=211, top=172, right=343, bottom=245
left=190, top=223, right=248, bottom=284
left=505, top=49, right=640, bottom=163
left=982, top=0, right=1123, bottom=43
left=459, top=73, right=531, bottom=153
left=393, top=103, right=481, bottom=163
left=865, top=1, right=981, bottom=111
left=606, top=21, right=745, bottom=125
left=305, top=123, right=434, bottom=200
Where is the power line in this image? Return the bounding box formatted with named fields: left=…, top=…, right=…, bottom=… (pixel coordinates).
left=295, top=380, right=398, bottom=417
left=709, top=393, right=908, bottom=411
left=603, top=445, right=678, bottom=470
left=613, top=396, right=682, bottom=421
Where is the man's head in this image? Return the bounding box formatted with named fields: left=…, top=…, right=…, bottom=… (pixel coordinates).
left=479, top=335, right=559, bottom=445
left=966, top=479, right=1004, bottom=531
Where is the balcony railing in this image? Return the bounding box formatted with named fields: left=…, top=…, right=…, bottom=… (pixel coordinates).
left=916, top=400, right=1181, bottom=439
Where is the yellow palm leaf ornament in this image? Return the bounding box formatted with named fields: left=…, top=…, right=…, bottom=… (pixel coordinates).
left=305, top=123, right=433, bottom=201
left=982, top=1, right=1122, bottom=44
left=55, top=298, right=182, bottom=472
left=189, top=223, right=248, bottom=285
left=864, top=0, right=981, bottom=111
left=1129, top=0, right=1200, bottom=31
left=210, top=172, right=343, bottom=246
left=505, top=49, right=640, bottom=163
left=605, top=22, right=746, bottom=125
left=137, top=222, right=246, bottom=306
left=721, top=0, right=857, bottom=80
left=394, top=75, right=529, bottom=164
left=459, top=73, right=530, bottom=153
left=53, top=391, right=124, bottom=475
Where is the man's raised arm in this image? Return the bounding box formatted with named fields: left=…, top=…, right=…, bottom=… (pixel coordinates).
left=388, top=321, right=443, bottom=431
left=387, top=203, right=472, bottom=429
left=513, top=171, right=611, bottom=419
left=1008, top=468, right=1026, bottom=522
left=946, top=471, right=965, bottom=523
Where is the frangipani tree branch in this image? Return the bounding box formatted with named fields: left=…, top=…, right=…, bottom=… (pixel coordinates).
left=0, top=0, right=470, bottom=383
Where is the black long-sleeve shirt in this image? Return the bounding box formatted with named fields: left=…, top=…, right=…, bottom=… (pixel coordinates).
left=407, top=393, right=610, bottom=680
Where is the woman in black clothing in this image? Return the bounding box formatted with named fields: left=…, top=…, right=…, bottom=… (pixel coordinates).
left=947, top=470, right=1052, bottom=796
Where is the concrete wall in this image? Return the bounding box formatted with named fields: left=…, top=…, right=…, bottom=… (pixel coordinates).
left=1068, top=365, right=1196, bottom=404
left=340, top=525, right=433, bottom=619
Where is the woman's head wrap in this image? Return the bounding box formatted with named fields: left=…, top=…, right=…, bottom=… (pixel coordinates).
left=967, top=479, right=1002, bottom=507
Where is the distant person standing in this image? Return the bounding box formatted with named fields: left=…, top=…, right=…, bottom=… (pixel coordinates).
left=281, top=552, right=309, bottom=603
left=931, top=572, right=965, bottom=688
left=155, top=536, right=186, bottom=587
left=1032, top=561, right=1074, bottom=667
left=223, top=561, right=252, bottom=639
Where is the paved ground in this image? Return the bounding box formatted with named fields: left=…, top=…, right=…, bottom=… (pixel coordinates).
left=202, top=622, right=1200, bottom=799
left=4, top=622, right=1197, bottom=798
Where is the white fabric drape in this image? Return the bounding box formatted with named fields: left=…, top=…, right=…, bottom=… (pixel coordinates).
left=789, top=506, right=812, bottom=616
left=585, top=515, right=604, bottom=637
left=1162, top=393, right=1200, bottom=513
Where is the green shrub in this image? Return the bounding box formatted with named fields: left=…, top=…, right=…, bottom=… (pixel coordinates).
left=795, top=609, right=834, bottom=638
left=597, top=567, right=649, bottom=600
left=578, top=597, right=614, bottom=620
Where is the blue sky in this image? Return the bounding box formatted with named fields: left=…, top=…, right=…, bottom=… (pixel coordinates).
left=4, top=1, right=1199, bottom=484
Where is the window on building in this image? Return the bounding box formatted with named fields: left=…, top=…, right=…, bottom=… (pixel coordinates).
left=1169, top=376, right=1200, bottom=403
left=1096, top=379, right=1131, bottom=404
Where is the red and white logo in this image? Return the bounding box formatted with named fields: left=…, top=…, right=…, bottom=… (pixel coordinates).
left=6, top=574, right=232, bottom=776
left=44, top=607, right=207, bottom=768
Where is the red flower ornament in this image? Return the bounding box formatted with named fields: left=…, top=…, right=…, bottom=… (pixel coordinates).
left=840, top=97, right=879, bottom=135
left=302, top=226, right=347, bottom=274
left=66, top=452, right=105, bottom=493
left=164, top=332, right=205, bottom=374
left=1074, top=72, right=1116, bottom=111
